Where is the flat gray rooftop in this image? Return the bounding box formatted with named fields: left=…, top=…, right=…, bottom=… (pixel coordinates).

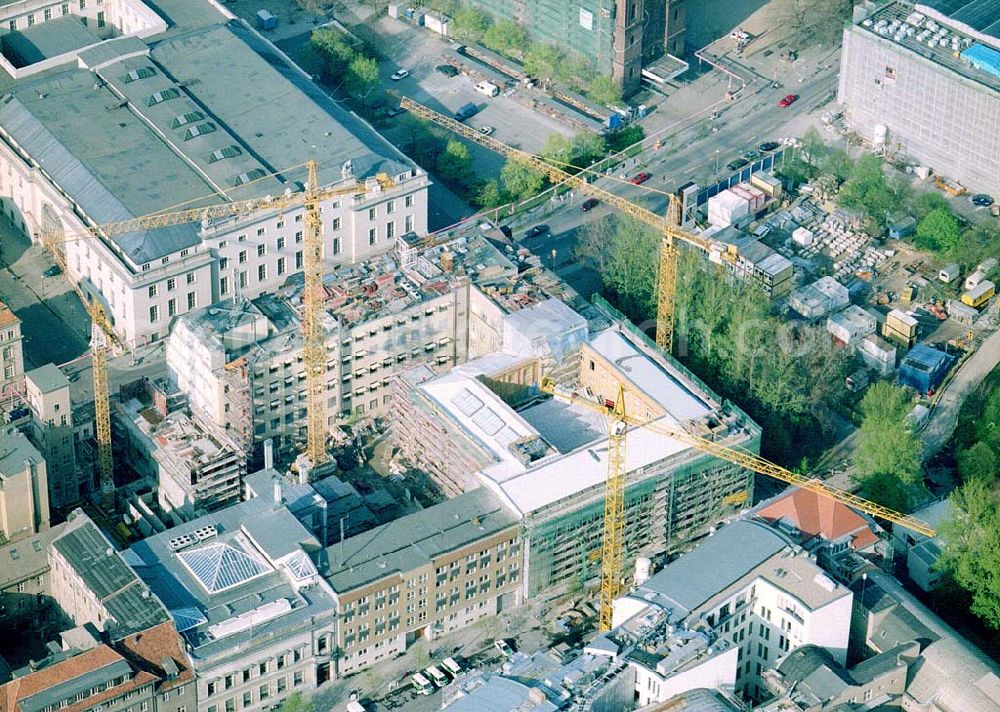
left=0, top=15, right=416, bottom=264
left=25, top=362, right=69, bottom=394
left=0, top=430, right=42, bottom=479
left=634, top=520, right=789, bottom=618
left=0, top=17, right=101, bottom=67
left=53, top=513, right=169, bottom=639
left=324, top=488, right=519, bottom=593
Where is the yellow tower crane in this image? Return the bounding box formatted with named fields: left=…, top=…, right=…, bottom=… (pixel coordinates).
left=398, top=100, right=933, bottom=630
left=399, top=98, right=738, bottom=354
left=42, top=161, right=394, bottom=494
left=539, top=377, right=935, bottom=630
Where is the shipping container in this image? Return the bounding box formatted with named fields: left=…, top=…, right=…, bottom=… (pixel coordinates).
left=965, top=269, right=986, bottom=290
left=938, top=263, right=960, bottom=283
left=962, top=280, right=995, bottom=308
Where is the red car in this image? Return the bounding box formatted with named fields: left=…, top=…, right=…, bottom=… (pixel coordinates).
left=629, top=172, right=651, bottom=185
left=778, top=94, right=798, bottom=108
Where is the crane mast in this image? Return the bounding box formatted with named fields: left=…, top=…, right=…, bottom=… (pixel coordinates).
left=89, top=302, right=114, bottom=507
left=302, top=160, right=328, bottom=466
left=398, top=97, right=722, bottom=353
left=43, top=162, right=396, bottom=476
left=599, top=384, right=628, bottom=632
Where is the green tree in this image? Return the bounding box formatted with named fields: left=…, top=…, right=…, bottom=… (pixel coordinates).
left=500, top=159, right=545, bottom=201
left=838, top=155, right=895, bottom=228
left=853, top=382, right=923, bottom=508
left=800, top=126, right=827, bottom=169
left=776, top=148, right=815, bottom=186
left=540, top=133, right=574, bottom=168
left=576, top=216, right=660, bottom=320
left=524, top=43, right=563, bottom=87
left=957, top=442, right=998, bottom=483
left=450, top=4, right=488, bottom=42
left=571, top=130, right=606, bottom=164
left=556, top=52, right=595, bottom=91
left=475, top=179, right=506, bottom=208
left=310, top=27, right=357, bottom=82
left=820, top=148, right=853, bottom=184
left=914, top=207, right=962, bottom=253
left=483, top=19, right=527, bottom=59
left=909, top=190, right=949, bottom=219
left=346, top=55, right=379, bottom=106
left=937, top=477, right=1000, bottom=628
left=438, top=139, right=472, bottom=182
left=950, top=224, right=1000, bottom=269
left=587, top=75, right=622, bottom=106
left=606, top=125, right=644, bottom=153
left=275, top=693, right=315, bottom=712
left=976, top=386, right=1000, bottom=452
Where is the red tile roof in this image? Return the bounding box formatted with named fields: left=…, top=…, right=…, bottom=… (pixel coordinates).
left=115, top=621, right=194, bottom=691
left=757, top=488, right=878, bottom=550
left=0, top=646, right=158, bottom=712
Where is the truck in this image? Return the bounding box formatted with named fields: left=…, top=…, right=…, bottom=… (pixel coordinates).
left=425, top=665, right=449, bottom=687
left=411, top=672, right=434, bottom=695
left=454, top=102, right=478, bottom=121
left=474, top=80, right=499, bottom=97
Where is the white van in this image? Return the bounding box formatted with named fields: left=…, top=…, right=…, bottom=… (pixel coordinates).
left=411, top=672, right=434, bottom=695
left=442, top=657, right=463, bottom=676
left=346, top=702, right=367, bottom=712
left=425, top=665, right=449, bottom=687
left=475, top=80, right=500, bottom=97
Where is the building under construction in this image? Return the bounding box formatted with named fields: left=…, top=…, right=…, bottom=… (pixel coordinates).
left=167, top=229, right=601, bottom=460
left=459, top=0, right=686, bottom=94
left=392, top=299, right=759, bottom=596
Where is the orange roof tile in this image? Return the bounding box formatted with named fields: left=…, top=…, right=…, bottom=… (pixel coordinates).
left=0, top=302, right=19, bottom=329
left=114, top=622, right=194, bottom=690
left=0, top=646, right=123, bottom=712
left=758, top=488, right=876, bottom=549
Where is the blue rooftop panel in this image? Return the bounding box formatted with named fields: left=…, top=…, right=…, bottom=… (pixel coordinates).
left=961, top=43, right=1000, bottom=79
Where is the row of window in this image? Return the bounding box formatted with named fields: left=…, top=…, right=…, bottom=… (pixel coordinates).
left=149, top=292, right=197, bottom=322
left=205, top=673, right=303, bottom=712
left=147, top=272, right=196, bottom=297
left=205, top=650, right=306, bottom=696
left=7, top=0, right=100, bottom=31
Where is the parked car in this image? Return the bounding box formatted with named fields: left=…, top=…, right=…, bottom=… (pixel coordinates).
left=435, top=64, right=459, bottom=76
left=42, top=265, right=62, bottom=278
left=971, top=193, right=995, bottom=207
left=524, top=224, right=550, bottom=239
left=494, top=639, right=515, bottom=657
left=778, top=93, right=798, bottom=107
left=479, top=126, right=495, bottom=136
left=390, top=69, right=409, bottom=81
left=726, top=158, right=749, bottom=171
left=759, top=141, right=780, bottom=152
left=581, top=198, right=600, bottom=211
left=742, top=150, right=760, bottom=161
left=629, top=172, right=651, bottom=185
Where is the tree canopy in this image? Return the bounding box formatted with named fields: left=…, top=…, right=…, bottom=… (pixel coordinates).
left=938, top=477, right=1000, bottom=629
left=500, top=160, right=546, bottom=201
left=483, top=20, right=528, bottom=59
left=853, top=382, right=924, bottom=511
left=915, top=207, right=962, bottom=253
left=838, top=155, right=897, bottom=228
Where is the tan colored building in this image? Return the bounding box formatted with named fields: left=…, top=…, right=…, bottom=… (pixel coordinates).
left=0, top=300, right=25, bottom=402
left=0, top=430, right=49, bottom=544
left=0, top=522, right=63, bottom=638
left=324, top=488, right=522, bottom=675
